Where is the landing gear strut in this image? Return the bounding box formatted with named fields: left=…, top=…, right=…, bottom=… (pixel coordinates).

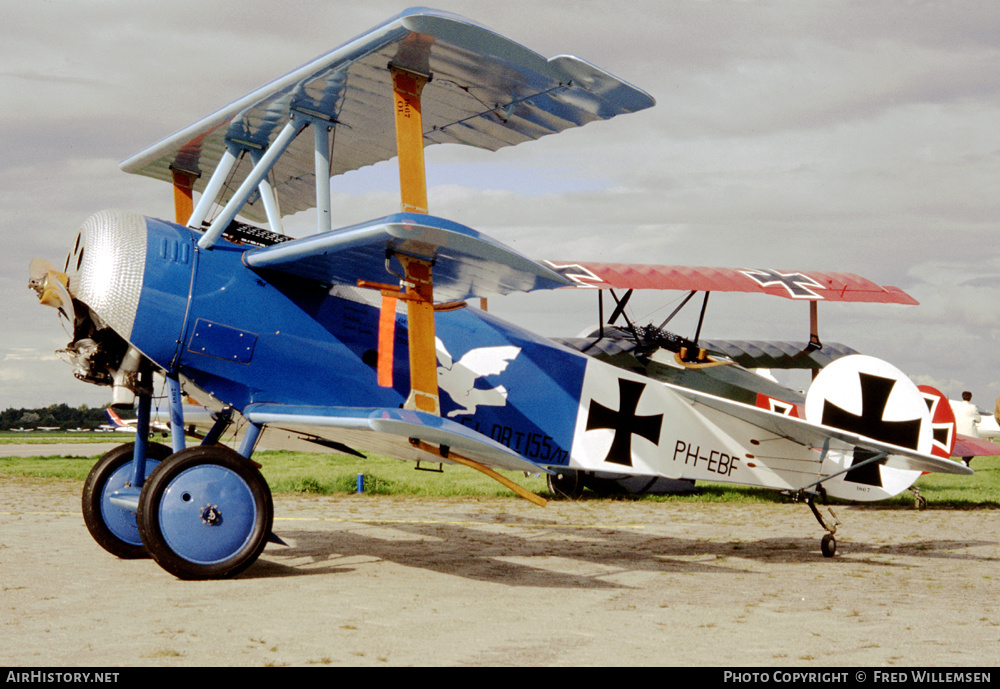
left=804, top=492, right=841, bottom=558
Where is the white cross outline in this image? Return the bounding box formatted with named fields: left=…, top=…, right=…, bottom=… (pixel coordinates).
left=542, top=261, right=605, bottom=288
left=738, top=268, right=825, bottom=299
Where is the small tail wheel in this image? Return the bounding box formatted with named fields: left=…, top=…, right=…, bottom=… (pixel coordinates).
left=82, top=442, right=171, bottom=559
left=137, top=445, right=272, bottom=580
left=821, top=533, right=837, bottom=558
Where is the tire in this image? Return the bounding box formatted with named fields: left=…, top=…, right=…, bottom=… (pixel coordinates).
left=81, top=442, right=171, bottom=559
left=821, top=533, right=837, bottom=558
left=137, top=445, right=273, bottom=580
left=547, top=470, right=584, bottom=499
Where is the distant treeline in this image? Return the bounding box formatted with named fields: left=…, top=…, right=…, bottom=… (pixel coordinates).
left=1, top=404, right=135, bottom=431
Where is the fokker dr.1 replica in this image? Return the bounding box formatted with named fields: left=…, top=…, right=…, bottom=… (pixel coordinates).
left=29, top=8, right=971, bottom=579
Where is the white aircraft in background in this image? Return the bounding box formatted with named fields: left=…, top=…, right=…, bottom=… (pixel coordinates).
left=975, top=413, right=1000, bottom=441
left=104, top=406, right=217, bottom=438
left=104, top=408, right=163, bottom=434
left=940, top=395, right=1000, bottom=462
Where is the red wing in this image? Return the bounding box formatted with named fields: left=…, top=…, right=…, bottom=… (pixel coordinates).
left=953, top=436, right=1000, bottom=459
left=542, top=262, right=918, bottom=305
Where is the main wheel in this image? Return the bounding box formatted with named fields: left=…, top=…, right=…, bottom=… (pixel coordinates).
left=82, top=442, right=171, bottom=559
left=137, top=445, right=272, bottom=580
left=547, top=470, right=584, bottom=499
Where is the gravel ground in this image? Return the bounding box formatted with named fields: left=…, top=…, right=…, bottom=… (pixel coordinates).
left=1, top=475, right=997, bottom=667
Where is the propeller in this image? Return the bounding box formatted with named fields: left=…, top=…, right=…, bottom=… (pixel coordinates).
left=28, top=257, right=57, bottom=282
left=29, top=258, right=77, bottom=336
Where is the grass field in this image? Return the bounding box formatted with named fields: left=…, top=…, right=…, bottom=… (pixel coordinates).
left=0, top=430, right=140, bottom=443
left=1, top=435, right=996, bottom=508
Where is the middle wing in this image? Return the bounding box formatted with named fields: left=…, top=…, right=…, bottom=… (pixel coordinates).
left=699, top=339, right=861, bottom=370
left=244, top=212, right=571, bottom=300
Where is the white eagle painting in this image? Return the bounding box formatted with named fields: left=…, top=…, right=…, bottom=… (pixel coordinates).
left=435, top=338, right=521, bottom=417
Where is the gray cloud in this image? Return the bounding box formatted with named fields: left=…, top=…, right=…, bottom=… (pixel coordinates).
left=4, top=0, right=999, bottom=411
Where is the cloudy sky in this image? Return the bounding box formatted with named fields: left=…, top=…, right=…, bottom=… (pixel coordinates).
left=3, top=0, right=998, bottom=414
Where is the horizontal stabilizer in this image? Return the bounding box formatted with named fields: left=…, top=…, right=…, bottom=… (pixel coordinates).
left=242, top=403, right=548, bottom=474
left=243, top=212, right=571, bottom=300
left=543, top=261, right=918, bottom=304
left=120, top=8, right=654, bottom=223
left=669, top=384, right=973, bottom=477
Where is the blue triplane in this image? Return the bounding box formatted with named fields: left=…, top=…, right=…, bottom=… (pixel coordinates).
left=29, top=8, right=972, bottom=579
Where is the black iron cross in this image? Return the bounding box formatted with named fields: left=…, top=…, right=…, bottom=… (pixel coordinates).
left=822, top=372, right=922, bottom=487
left=740, top=268, right=824, bottom=299
left=586, top=378, right=663, bottom=466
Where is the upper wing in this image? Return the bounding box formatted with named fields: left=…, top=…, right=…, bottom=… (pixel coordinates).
left=542, top=262, right=918, bottom=304
left=243, top=212, right=571, bottom=300
left=119, top=8, right=654, bottom=223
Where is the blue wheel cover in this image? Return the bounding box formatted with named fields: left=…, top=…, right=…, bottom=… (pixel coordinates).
left=157, top=465, right=258, bottom=565
left=99, top=460, right=160, bottom=546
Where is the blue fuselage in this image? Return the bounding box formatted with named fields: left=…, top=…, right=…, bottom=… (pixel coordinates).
left=130, top=216, right=586, bottom=466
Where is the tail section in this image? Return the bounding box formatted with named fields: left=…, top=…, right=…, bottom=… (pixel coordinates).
left=917, top=385, right=957, bottom=459
left=804, top=355, right=957, bottom=501
left=104, top=408, right=136, bottom=432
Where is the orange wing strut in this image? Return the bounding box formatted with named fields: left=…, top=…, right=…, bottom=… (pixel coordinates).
left=396, top=254, right=439, bottom=414
left=359, top=266, right=440, bottom=414
left=409, top=439, right=547, bottom=507
left=376, top=65, right=439, bottom=414
left=391, top=66, right=430, bottom=215
left=171, top=169, right=198, bottom=225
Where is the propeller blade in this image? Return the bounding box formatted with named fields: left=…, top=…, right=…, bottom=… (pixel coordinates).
left=30, top=262, right=77, bottom=334
left=29, top=257, right=59, bottom=282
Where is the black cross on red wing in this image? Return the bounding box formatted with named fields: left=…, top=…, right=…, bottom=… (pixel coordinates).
left=740, top=269, right=824, bottom=299
left=586, top=379, right=663, bottom=466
